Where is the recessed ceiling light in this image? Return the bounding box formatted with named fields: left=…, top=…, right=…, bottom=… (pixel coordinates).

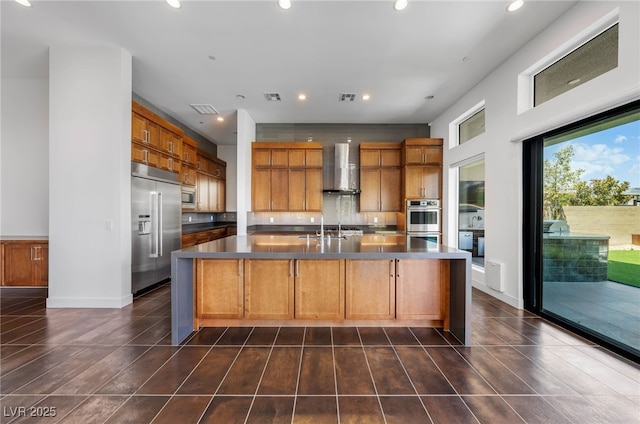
left=393, top=0, right=408, bottom=11
left=278, top=0, right=292, bottom=10
left=208, top=55, right=216, bottom=61
left=506, top=0, right=524, bottom=12
left=216, top=116, right=224, bottom=122
left=568, top=78, right=581, bottom=85
left=14, top=0, right=32, bottom=6
left=236, top=94, right=246, bottom=100
left=425, top=95, right=435, bottom=100
left=362, top=94, right=371, bottom=101
left=166, top=0, right=181, bottom=9
left=298, top=94, right=307, bottom=100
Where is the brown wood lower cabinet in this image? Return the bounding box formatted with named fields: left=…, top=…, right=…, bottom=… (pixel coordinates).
left=294, top=259, right=345, bottom=320
left=195, top=257, right=447, bottom=324
left=196, top=258, right=243, bottom=319
left=396, top=259, right=448, bottom=320
left=1, top=241, right=48, bottom=286
left=244, top=259, right=294, bottom=319
left=346, top=259, right=395, bottom=319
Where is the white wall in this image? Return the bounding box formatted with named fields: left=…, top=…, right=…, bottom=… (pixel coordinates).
left=47, top=46, right=133, bottom=308
left=430, top=1, right=640, bottom=308
left=1, top=78, right=49, bottom=236
left=236, top=109, right=256, bottom=235
left=217, top=143, right=238, bottom=212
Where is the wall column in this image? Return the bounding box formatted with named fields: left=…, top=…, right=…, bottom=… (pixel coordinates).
left=47, top=46, right=132, bottom=308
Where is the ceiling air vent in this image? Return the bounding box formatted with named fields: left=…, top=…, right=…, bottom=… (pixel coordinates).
left=264, top=92, right=282, bottom=101
left=189, top=104, right=219, bottom=115
left=339, top=93, right=356, bottom=102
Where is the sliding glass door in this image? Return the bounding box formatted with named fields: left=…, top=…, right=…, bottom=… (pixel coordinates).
left=524, top=100, right=640, bottom=360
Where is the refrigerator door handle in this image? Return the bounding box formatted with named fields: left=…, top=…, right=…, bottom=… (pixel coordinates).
left=158, top=192, right=164, bottom=257
left=150, top=191, right=159, bottom=258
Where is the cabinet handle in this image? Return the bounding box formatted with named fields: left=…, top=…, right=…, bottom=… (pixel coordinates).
left=169, top=158, right=173, bottom=171
left=31, top=246, right=35, bottom=261
left=290, top=259, right=294, bottom=277
left=143, top=129, right=150, bottom=143
left=186, top=152, right=190, bottom=162
left=396, top=259, right=400, bottom=277
left=168, top=141, right=173, bottom=153
left=143, top=149, right=149, bottom=164
left=238, top=260, right=243, bottom=277
left=295, top=260, right=299, bottom=277
left=389, top=260, right=394, bottom=277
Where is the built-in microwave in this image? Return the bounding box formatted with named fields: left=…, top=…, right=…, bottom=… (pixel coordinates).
left=406, top=199, right=440, bottom=233
left=181, top=187, right=196, bottom=209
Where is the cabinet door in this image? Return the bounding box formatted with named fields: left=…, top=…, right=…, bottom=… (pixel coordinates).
left=404, top=166, right=424, bottom=199
left=131, top=143, right=159, bottom=168
left=380, top=168, right=402, bottom=212
left=346, top=259, right=395, bottom=319
left=396, top=259, right=445, bottom=320
left=253, top=149, right=272, bottom=167
left=207, top=176, right=218, bottom=211
left=360, top=150, right=381, bottom=167
left=245, top=259, right=294, bottom=319
left=2, top=243, right=47, bottom=286
left=146, top=120, right=161, bottom=149
left=158, top=153, right=179, bottom=173
left=252, top=168, right=271, bottom=211
left=380, top=149, right=402, bottom=167
left=196, top=172, right=210, bottom=211
left=295, top=259, right=345, bottom=320
left=131, top=112, right=148, bottom=143
left=196, top=259, right=243, bottom=319
left=306, top=149, right=323, bottom=168
left=216, top=179, right=226, bottom=212
left=404, top=146, right=424, bottom=165
left=270, top=168, right=289, bottom=211
left=422, top=166, right=441, bottom=199
left=423, top=146, right=442, bottom=165
left=288, top=149, right=306, bottom=167
left=288, top=169, right=306, bottom=211
left=271, top=149, right=289, bottom=167
left=359, top=168, right=381, bottom=212
left=182, top=142, right=197, bottom=165
left=181, top=164, right=197, bottom=186
left=305, top=168, right=323, bottom=212
left=160, top=129, right=181, bottom=157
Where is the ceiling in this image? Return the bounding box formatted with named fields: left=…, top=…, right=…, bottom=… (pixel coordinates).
left=1, top=0, right=577, bottom=145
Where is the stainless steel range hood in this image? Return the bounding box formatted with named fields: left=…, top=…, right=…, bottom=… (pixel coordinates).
left=323, top=143, right=360, bottom=195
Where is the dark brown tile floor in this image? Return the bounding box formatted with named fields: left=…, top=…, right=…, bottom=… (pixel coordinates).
left=1, top=284, right=639, bottom=423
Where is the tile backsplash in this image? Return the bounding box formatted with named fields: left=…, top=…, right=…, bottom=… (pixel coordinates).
left=182, top=212, right=237, bottom=225
left=247, top=194, right=398, bottom=227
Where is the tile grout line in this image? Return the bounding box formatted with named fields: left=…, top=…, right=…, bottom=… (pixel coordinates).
left=356, top=327, right=387, bottom=424
left=290, top=326, right=307, bottom=424
left=243, top=327, right=281, bottom=424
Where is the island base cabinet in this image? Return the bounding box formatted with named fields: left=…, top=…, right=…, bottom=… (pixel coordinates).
left=346, top=259, right=395, bottom=320
left=1, top=242, right=48, bottom=286
left=196, top=259, right=243, bottom=319
left=396, top=259, right=449, bottom=320
left=244, top=259, right=294, bottom=320
left=295, top=259, right=345, bottom=320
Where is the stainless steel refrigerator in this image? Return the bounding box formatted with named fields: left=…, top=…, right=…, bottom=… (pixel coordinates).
left=131, top=163, right=181, bottom=294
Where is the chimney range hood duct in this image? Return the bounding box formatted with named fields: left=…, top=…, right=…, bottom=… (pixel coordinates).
left=323, top=143, right=361, bottom=195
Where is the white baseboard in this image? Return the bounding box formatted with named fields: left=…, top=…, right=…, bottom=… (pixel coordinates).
left=46, top=294, right=133, bottom=309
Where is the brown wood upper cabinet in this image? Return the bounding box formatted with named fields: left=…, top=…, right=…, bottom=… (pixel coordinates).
left=251, top=142, right=323, bottom=212
left=359, top=142, right=402, bottom=212
left=131, top=102, right=184, bottom=175
left=402, top=138, right=443, bottom=166
left=182, top=136, right=198, bottom=166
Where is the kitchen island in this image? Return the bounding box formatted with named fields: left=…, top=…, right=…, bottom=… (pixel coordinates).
left=171, top=234, right=471, bottom=345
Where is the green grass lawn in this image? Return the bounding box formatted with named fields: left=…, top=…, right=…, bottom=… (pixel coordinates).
left=608, top=250, right=640, bottom=288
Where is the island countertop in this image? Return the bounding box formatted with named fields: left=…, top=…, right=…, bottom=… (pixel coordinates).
left=173, top=234, right=471, bottom=259
left=171, top=234, right=471, bottom=346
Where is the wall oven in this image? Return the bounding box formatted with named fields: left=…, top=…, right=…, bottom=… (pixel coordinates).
left=181, top=186, right=196, bottom=209
left=406, top=199, right=440, bottom=233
